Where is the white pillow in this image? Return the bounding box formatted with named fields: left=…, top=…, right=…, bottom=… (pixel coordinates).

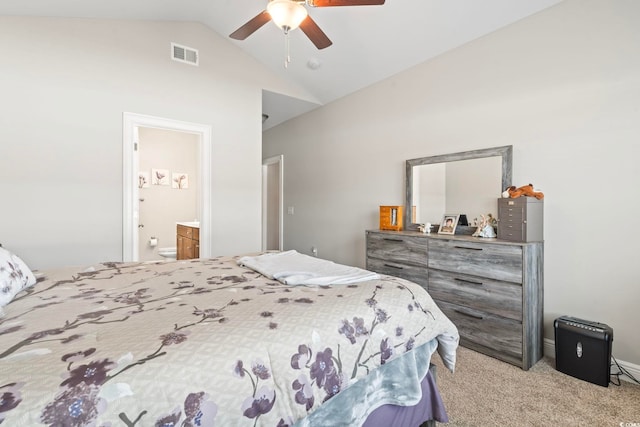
left=0, top=247, right=37, bottom=307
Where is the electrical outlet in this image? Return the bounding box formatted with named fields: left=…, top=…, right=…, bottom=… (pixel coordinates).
left=311, top=247, right=318, bottom=257
left=287, top=206, right=295, bottom=215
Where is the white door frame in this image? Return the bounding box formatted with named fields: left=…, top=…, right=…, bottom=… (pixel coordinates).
left=262, top=155, right=284, bottom=251
left=123, top=112, right=212, bottom=261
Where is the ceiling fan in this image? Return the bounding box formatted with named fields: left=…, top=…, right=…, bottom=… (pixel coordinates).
left=229, top=0, right=386, bottom=50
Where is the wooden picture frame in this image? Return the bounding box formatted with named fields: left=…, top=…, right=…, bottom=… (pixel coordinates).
left=438, top=214, right=459, bottom=235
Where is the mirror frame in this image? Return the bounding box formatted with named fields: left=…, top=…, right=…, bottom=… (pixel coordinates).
left=404, top=145, right=513, bottom=230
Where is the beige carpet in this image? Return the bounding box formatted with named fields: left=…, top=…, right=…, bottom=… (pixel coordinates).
left=430, top=346, right=640, bottom=426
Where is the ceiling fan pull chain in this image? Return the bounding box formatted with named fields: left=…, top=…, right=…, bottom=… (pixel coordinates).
left=284, top=28, right=291, bottom=68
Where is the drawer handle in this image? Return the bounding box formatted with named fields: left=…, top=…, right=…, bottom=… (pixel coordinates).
left=454, top=278, right=483, bottom=286
left=454, top=309, right=484, bottom=320
left=453, top=246, right=483, bottom=251
left=383, top=238, right=403, bottom=242
left=383, top=263, right=404, bottom=270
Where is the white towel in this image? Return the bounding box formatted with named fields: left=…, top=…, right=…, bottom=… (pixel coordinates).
left=238, top=250, right=379, bottom=285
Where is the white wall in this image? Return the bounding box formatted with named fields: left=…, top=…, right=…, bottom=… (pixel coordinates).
left=264, top=0, right=640, bottom=365
left=0, top=16, right=307, bottom=269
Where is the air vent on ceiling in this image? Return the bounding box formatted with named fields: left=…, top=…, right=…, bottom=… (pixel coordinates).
left=171, top=43, right=199, bottom=66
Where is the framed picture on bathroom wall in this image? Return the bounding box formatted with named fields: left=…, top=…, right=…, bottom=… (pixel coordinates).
left=152, top=169, right=169, bottom=186
left=438, top=214, right=459, bottom=235
left=138, top=172, right=150, bottom=188
left=172, top=173, right=189, bottom=189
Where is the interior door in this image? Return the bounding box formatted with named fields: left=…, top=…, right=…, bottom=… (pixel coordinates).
left=132, top=125, right=140, bottom=261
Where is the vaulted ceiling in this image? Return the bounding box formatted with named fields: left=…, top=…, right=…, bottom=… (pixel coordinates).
left=1, top=0, right=563, bottom=129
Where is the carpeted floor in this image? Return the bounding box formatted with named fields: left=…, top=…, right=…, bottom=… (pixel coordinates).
left=430, top=346, right=640, bottom=426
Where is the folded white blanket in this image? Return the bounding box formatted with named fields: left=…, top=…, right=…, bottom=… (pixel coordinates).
left=237, top=250, right=380, bottom=285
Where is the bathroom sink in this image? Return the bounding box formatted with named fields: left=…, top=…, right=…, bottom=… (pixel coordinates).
left=177, top=221, right=200, bottom=228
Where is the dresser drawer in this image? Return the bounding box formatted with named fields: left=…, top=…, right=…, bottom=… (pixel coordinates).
left=498, top=222, right=525, bottom=242
left=428, top=269, right=522, bottom=321
left=436, top=300, right=523, bottom=360
left=366, top=257, right=428, bottom=289
left=498, top=203, right=524, bottom=240
left=366, top=232, right=427, bottom=267
left=428, top=239, right=523, bottom=283
left=499, top=205, right=524, bottom=221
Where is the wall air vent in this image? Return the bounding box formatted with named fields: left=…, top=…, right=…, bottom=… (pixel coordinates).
left=171, top=43, right=199, bottom=66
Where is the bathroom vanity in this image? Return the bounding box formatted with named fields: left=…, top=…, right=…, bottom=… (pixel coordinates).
left=177, top=222, right=199, bottom=260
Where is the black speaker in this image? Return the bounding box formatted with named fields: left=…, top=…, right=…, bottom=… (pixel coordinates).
left=554, top=316, right=613, bottom=387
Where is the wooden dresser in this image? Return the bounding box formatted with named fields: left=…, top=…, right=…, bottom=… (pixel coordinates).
left=366, top=229, right=543, bottom=370
left=365, top=231, right=428, bottom=289
left=177, top=224, right=200, bottom=260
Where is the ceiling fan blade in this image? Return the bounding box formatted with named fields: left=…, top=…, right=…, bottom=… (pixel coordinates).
left=229, top=10, right=271, bottom=40
left=299, top=15, right=333, bottom=49
left=308, top=0, right=385, bottom=7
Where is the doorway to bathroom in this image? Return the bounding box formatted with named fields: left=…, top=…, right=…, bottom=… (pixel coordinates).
left=122, top=113, right=212, bottom=262
left=137, top=127, right=199, bottom=261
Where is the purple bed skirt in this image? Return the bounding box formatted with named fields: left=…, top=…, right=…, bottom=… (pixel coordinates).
left=362, top=365, right=448, bottom=427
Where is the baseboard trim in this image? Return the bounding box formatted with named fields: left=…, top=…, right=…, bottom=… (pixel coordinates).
left=543, top=338, right=640, bottom=384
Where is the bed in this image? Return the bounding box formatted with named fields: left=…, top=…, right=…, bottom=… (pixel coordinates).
left=0, top=248, right=458, bottom=426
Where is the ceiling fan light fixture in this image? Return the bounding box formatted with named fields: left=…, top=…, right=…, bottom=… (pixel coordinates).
left=267, top=0, right=308, bottom=32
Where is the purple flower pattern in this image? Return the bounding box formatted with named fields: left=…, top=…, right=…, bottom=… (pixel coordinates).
left=292, top=374, right=314, bottom=411
left=252, top=360, right=271, bottom=380
left=61, top=359, right=115, bottom=387
left=1, top=256, right=444, bottom=425
left=290, top=346, right=345, bottom=404
left=290, top=283, right=431, bottom=408
left=241, top=386, right=276, bottom=419
left=338, top=317, right=369, bottom=344
left=235, top=358, right=277, bottom=422
left=154, top=407, right=181, bottom=426
left=183, top=392, right=218, bottom=427
left=290, top=345, right=311, bottom=370
left=0, top=382, right=23, bottom=424
left=380, top=338, right=393, bottom=364
left=233, top=360, right=246, bottom=378
left=405, top=336, right=416, bottom=351
left=40, top=382, right=106, bottom=427
left=160, top=331, right=189, bottom=346
left=309, top=348, right=335, bottom=389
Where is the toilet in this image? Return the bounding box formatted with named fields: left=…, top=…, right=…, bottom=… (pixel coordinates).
left=158, top=247, right=177, bottom=260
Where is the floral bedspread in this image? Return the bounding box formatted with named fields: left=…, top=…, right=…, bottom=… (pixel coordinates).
left=0, top=256, right=458, bottom=426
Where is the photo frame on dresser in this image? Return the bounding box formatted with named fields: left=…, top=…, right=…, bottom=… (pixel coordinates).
left=438, top=214, right=459, bottom=235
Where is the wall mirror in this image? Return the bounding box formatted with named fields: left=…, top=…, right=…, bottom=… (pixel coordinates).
left=404, top=146, right=512, bottom=229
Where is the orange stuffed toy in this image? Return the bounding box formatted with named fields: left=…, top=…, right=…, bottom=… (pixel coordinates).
left=504, top=184, right=544, bottom=200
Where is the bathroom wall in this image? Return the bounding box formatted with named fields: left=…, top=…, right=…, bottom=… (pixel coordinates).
left=138, top=127, right=199, bottom=261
